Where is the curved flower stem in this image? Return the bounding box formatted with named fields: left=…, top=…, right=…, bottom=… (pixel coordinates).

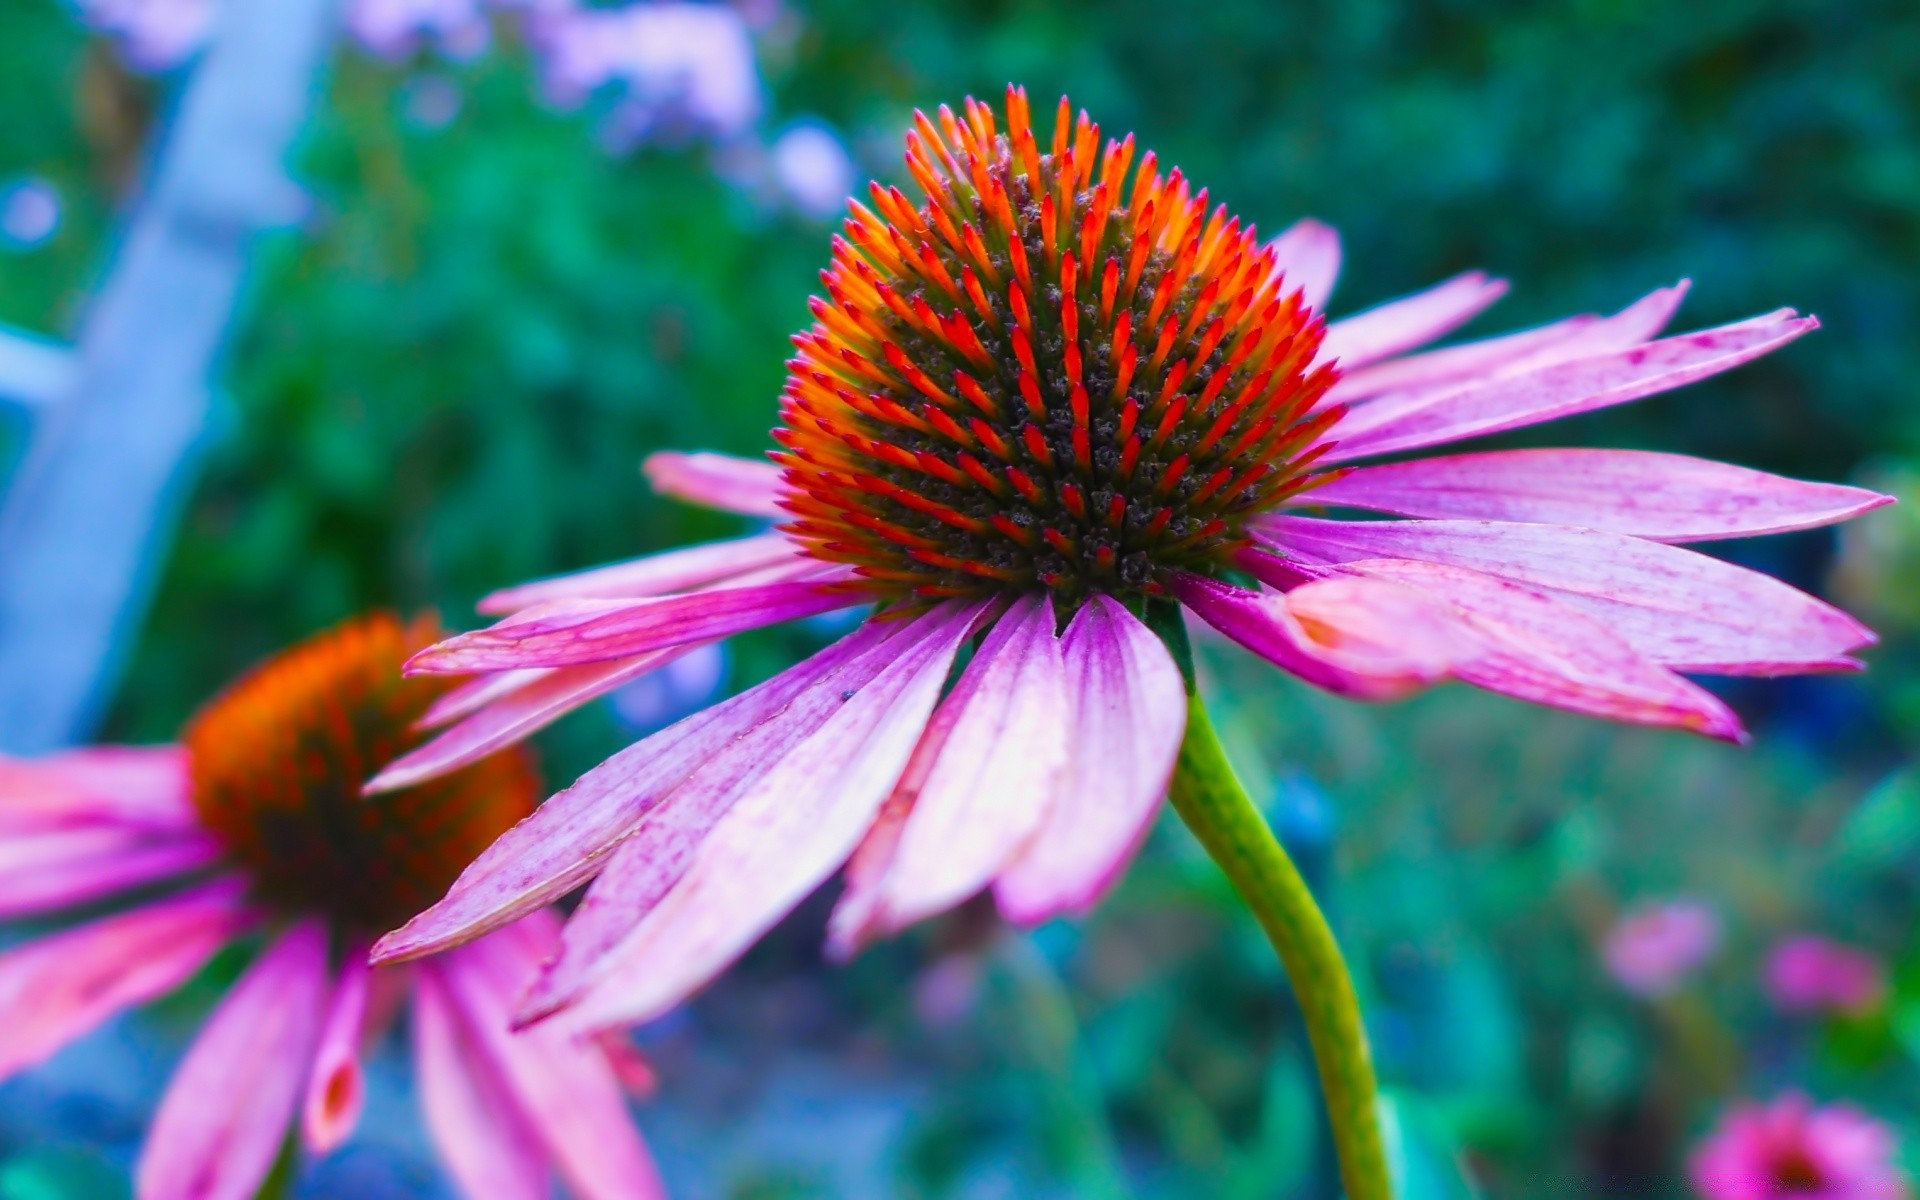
left=1167, top=691, right=1392, bottom=1200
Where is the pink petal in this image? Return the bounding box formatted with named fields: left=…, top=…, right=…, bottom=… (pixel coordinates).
left=1261, top=516, right=1875, bottom=673
left=546, top=601, right=985, bottom=1032
left=0, top=746, right=195, bottom=832
left=419, top=669, right=553, bottom=730
left=369, top=646, right=700, bottom=793
left=643, top=449, right=787, bottom=517
left=1173, top=572, right=1469, bottom=700
left=0, top=879, right=252, bottom=1080
left=440, top=927, right=665, bottom=1200
left=0, top=826, right=222, bottom=919
left=302, top=950, right=371, bottom=1154
left=1326, top=282, right=1688, bottom=405
left=477, top=532, right=800, bottom=615
left=1266, top=218, right=1342, bottom=311
left=993, top=597, right=1188, bottom=924
left=136, top=920, right=331, bottom=1200
left=1326, top=310, right=1818, bottom=461
left=409, top=578, right=860, bottom=673
left=1305, top=448, right=1891, bottom=542
left=1319, top=272, right=1509, bottom=369
left=518, top=611, right=948, bottom=1019
left=413, top=965, right=552, bottom=1200
left=854, top=596, right=1072, bottom=938
left=1319, top=556, right=1745, bottom=739
left=373, top=616, right=922, bottom=963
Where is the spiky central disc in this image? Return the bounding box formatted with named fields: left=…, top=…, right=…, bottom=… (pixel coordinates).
left=184, top=615, right=536, bottom=932
left=775, top=88, right=1341, bottom=603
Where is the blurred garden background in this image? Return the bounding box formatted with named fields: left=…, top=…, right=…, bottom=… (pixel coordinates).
left=3, top=0, right=1919, bottom=1195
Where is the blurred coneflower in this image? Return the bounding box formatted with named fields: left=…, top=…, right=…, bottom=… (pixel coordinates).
left=1691, top=1094, right=1909, bottom=1200
left=0, top=615, right=662, bottom=1200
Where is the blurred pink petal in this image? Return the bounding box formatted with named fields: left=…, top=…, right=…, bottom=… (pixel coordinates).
left=1320, top=271, right=1509, bottom=369
left=1765, top=935, right=1889, bottom=1017
left=302, top=951, right=371, bottom=1154
left=1305, top=449, right=1892, bottom=543
left=0, top=825, right=222, bottom=919
left=1327, top=309, right=1817, bottom=461
left=994, top=597, right=1187, bottom=923
left=1603, top=900, right=1719, bottom=997
left=643, top=450, right=786, bottom=516
left=136, top=920, right=331, bottom=1200
left=1266, top=218, right=1342, bottom=311
left=1691, top=1093, right=1907, bottom=1200
left=1260, top=516, right=1874, bottom=673
left=0, top=746, right=195, bottom=832
left=413, top=966, right=551, bottom=1200
left=0, top=879, right=251, bottom=1079
left=477, top=531, right=799, bottom=614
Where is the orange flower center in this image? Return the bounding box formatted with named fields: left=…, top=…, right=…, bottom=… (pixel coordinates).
left=184, top=614, right=536, bottom=933
left=775, top=86, right=1340, bottom=605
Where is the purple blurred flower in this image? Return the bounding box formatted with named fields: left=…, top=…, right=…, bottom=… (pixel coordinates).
left=529, top=2, right=761, bottom=146
left=1765, top=935, right=1888, bottom=1018
left=1691, top=1094, right=1908, bottom=1200
left=75, top=0, right=213, bottom=71
left=345, top=0, right=491, bottom=61
left=0, top=179, right=61, bottom=250
left=1604, top=900, right=1721, bottom=997
left=771, top=121, right=855, bottom=218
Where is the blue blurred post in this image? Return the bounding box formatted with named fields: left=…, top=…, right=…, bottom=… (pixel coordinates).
left=0, top=0, right=336, bottom=752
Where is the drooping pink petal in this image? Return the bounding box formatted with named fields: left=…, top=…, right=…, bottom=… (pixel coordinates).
left=440, top=924, right=665, bottom=1200
left=849, top=595, right=1072, bottom=939
left=1326, top=310, right=1818, bottom=461
left=1266, top=218, right=1342, bottom=311
left=135, top=920, right=331, bottom=1200
left=302, top=950, right=371, bottom=1155
left=517, top=610, right=958, bottom=1018
left=0, top=746, right=195, bottom=832
left=1305, top=449, right=1891, bottom=543
left=993, top=597, right=1187, bottom=924
left=544, top=601, right=985, bottom=1033
left=413, top=966, right=552, bottom=1200
left=409, top=577, right=860, bottom=674
left=643, top=449, right=787, bottom=517
left=419, top=669, right=553, bottom=730
left=1318, top=272, right=1509, bottom=370
left=369, top=646, right=700, bottom=794
left=476, top=532, right=800, bottom=615
left=373, top=616, right=923, bottom=964
left=0, top=826, right=223, bottom=919
left=1260, top=516, right=1874, bottom=673
left=1312, top=556, right=1746, bottom=739
left=1173, top=572, right=1468, bottom=700
left=0, top=879, right=252, bottom=1080
left=1325, top=282, right=1689, bottom=405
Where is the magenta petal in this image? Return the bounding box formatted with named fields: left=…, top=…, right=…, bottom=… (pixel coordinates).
left=1326, top=309, right=1818, bottom=461
left=302, top=950, right=371, bottom=1154
left=419, top=669, right=552, bottom=730
left=369, top=647, right=697, bottom=794
left=409, top=578, right=859, bottom=673
left=1174, top=572, right=1468, bottom=700
left=0, top=826, right=222, bottom=919
left=1306, top=448, right=1892, bottom=543
left=413, top=965, right=552, bottom=1200
left=1319, top=271, right=1509, bottom=369
left=373, top=617, right=920, bottom=964
left=856, top=596, right=1072, bottom=937
left=0, top=879, right=252, bottom=1080
left=548, top=601, right=985, bottom=1032
left=0, top=746, right=195, bottom=832
left=136, top=920, right=331, bottom=1200
left=1262, top=516, right=1875, bottom=674
left=643, top=450, right=787, bottom=516
left=440, top=929, right=665, bottom=1200
left=1266, top=218, right=1342, bottom=311
left=476, top=532, right=799, bottom=615
left=994, top=597, right=1187, bottom=924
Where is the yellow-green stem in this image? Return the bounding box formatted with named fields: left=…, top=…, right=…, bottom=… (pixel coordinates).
left=1167, top=691, right=1392, bottom=1200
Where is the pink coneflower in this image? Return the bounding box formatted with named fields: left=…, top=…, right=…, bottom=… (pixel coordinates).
left=1691, top=1094, right=1909, bottom=1200
left=1604, top=900, right=1722, bottom=997
left=1765, top=935, right=1889, bottom=1017
left=369, top=87, right=1886, bottom=1037
left=0, top=616, right=662, bottom=1200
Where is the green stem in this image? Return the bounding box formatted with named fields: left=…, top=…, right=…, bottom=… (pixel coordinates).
left=1167, top=691, right=1392, bottom=1200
